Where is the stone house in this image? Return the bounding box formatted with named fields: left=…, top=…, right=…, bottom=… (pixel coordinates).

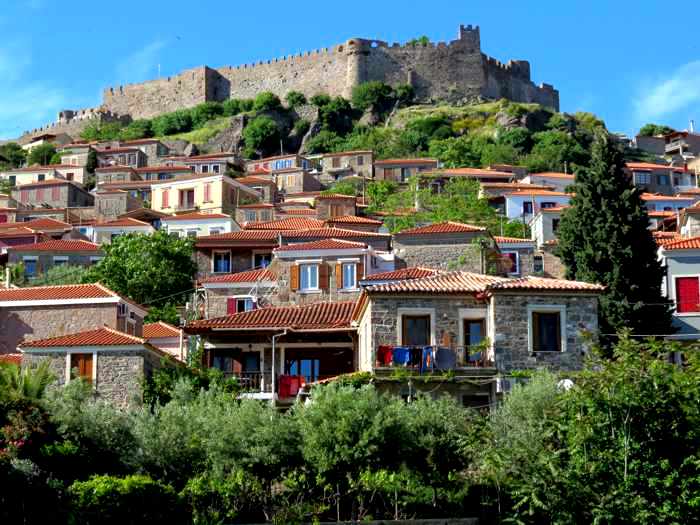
left=6, top=239, right=103, bottom=280
left=494, top=236, right=538, bottom=276
left=92, top=217, right=155, bottom=244
left=235, top=176, right=279, bottom=203
left=0, top=217, right=75, bottom=240
left=1, top=165, right=86, bottom=186
left=183, top=153, right=243, bottom=175
left=392, top=221, right=494, bottom=271
left=143, top=321, right=185, bottom=361
left=245, top=154, right=312, bottom=173
left=95, top=147, right=147, bottom=169
left=198, top=268, right=278, bottom=318
left=320, top=150, right=373, bottom=182
left=625, top=162, right=696, bottom=196
left=150, top=173, right=261, bottom=215
left=274, top=167, right=321, bottom=195
left=94, top=166, right=138, bottom=185
left=0, top=227, right=46, bottom=252
left=134, top=165, right=194, bottom=181
left=161, top=211, right=237, bottom=238
left=244, top=216, right=325, bottom=231
left=122, top=139, right=170, bottom=164
left=20, top=327, right=172, bottom=408
left=420, top=167, right=514, bottom=191
left=354, top=270, right=602, bottom=376
left=0, top=283, right=147, bottom=354
left=236, top=203, right=276, bottom=224
left=96, top=180, right=154, bottom=205
left=658, top=236, right=700, bottom=339
left=185, top=301, right=356, bottom=402
left=373, top=158, right=438, bottom=184
left=58, top=143, right=93, bottom=167
left=315, top=193, right=356, bottom=219
left=13, top=179, right=93, bottom=209
left=95, top=189, right=143, bottom=221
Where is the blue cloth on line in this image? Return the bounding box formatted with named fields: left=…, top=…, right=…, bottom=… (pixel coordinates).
left=393, top=347, right=411, bottom=366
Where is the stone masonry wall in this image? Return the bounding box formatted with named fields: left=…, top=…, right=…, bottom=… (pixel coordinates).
left=96, top=351, right=145, bottom=407
left=0, top=304, right=118, bottom=354
left=492, top=293, right=598, bottom=372
left=393, top=233, right=487, bottom=271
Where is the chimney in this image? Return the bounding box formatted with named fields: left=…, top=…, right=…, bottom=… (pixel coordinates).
left=690, top=120, right=695, bottom=133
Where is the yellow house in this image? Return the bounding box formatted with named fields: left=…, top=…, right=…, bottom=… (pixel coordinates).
left=150, top=173, right=262, bottom=215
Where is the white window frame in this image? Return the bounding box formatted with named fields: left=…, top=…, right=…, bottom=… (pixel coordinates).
left=672, top=274, right=700, bottom=316
left=527, top=304, right=567, bottom=353
left=212, top=250, right=232, bottom=274
left=53, top=255, right=69, bottom=266
left=298, top=263, right=319, bottom=292
left=457, top=308, right=488, bottom=348
left=397, top=307, right=436, bottom=347
left=65, top=351, right=98, bottom=385
left=502, top=251, right=520, bottom=276
left=229, top=294, right=255, bottom=313
left=252, top=251, right=272, bottom=269
left=341, top=262, right=358, bottom=291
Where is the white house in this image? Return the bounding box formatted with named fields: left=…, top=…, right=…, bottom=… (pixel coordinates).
left=641, top=193, right=695, bottom=212
left=160, top=212, right=238, bottom=238
left=92, top=217, right=155, bottom=244
left=521, top=172, right=575, bottom=193
left=498, top=190, right=571, bottom=220
left=658, top=236, right=700, bottom=339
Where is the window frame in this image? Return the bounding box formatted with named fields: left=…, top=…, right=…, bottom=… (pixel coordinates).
left=212, top=250, right=232, bottom=274
left=502, top=251, right=520, bottom=276
left=299, top=263, right=319, bottom=291
left=674, top=275, right=700, bottom=315
left=527, top=304, right=566, bottom=353
left=341, top=262, right=357, bottom=290
left=397, top=308, right=436, bottom=347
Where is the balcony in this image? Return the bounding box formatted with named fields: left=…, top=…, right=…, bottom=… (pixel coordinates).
left=375, top=345, right=496, bottom=374
left=221, top=371, right=266, bottom=392
left=666, top=140, right=688, bottom=154
left=174, top=202, right=197, bottom=212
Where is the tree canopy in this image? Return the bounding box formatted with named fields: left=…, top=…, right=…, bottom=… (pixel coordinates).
left=27, top=143, right=58, bottom=166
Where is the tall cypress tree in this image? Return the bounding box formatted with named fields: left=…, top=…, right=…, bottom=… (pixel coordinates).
left=557, top=131, right=673, bottom=340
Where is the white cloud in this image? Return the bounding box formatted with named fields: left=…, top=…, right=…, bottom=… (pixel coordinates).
left=0, top=43, right=67, bottom=139
left=116, top=40, right=167, bottom=84
left=634, top=60, right=700, bottom=123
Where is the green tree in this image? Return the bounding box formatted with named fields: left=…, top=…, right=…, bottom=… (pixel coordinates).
left=252, top=91, right=282, bottom=112
left=222, top=98, right=253, bottom=116
left=0, top=142, right=26, bottom=168
left=118, top=119, right=154, bottom=141
left=85, top=149, right=98, bottom=174
left=366, top=180, right=398, bottom=210
left=639, top=123, right=674, bottom=137
left=524, top=130, right=589, bottom=173
left=27, top=143, right=57, bottom=166
left=407, top=35, right=430, bottom=46
left=351, top=81, right=394, bottom=112
left=285, top=91, right=307, bottom=108
left=83, top=231, right=196, bottom=307
left=393, top=84, right=415, bottom=107
left=242, top=116, right=280, bottom=158
left=190, top=102, right=224, bottom=129
left=31, top=265, right=93, bottom=286
left=304, top=130, right=344, bottom=154
left=145, top=303, right=180, bottom=325
left=309, top=93, right=331, bottom=107
left=557, top=131, right=673, bottom=339
left=317, top=96, right=355, bottom=135
left=151, top=110, right=193, bottom=136
left=80, top=121, right=123, bottom=141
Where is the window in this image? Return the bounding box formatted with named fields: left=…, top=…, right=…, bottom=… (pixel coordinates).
left=299, top=264, right=319, bottom=291
left=23, top=257, right=37, bottom=278
left=66, top=172, right=74, bottom=181
left=161, top=189, right=169, bottom=208
left=357, top=155, right=364, bottom=166
left=402, top=315, right=430, bottom=346
left=534, top=254, right=544, bottom=273
left=329, top=204, right=342, bottom=217
left=531, top=311, right=562, bottom=351
left=51, top=186, right=60, bottom=200
left=502, top=251, right=519, bottom=275
left=36, top=188, right=44, bottom=201
left=212, top=355, right=234, bottom=374
left=341, top=263, right=357, bottom=290
left=254, top=253, right=272, bottom=268
left=208, top=227, right=223, bottom=235
left=674, top=175, right=680, bottom=186
left=463, top=319, right=485, bottom=348
left=658, top=174, right=670, bottom=186
left=53, top=256, right=68, bottom=266
left=675, top=277, right=700, bottom=313
left=212, top=164, right=220, bottom=173
left=8, top=175, right=15, bottom=186
left=186, top=229, right=198, bottom=238
left=260, top=210, right=272, bottom=221
left=552, top=218, right=560, bottom=233
left=179, top=189, right=195, bottom=208
left=20, top=190, right=28, bottom=203
left=128, top=154, right=136, bottom=165
left=37, top=174, right=45, bottom=181
left=400, top=167, right=411, bottom=182
left=522, top=201, right=533, bottom=214
left=201, top=165, right=209, bottom=174
left=244, top=210, right=257, bottom=222
left=663, top=206, right=673, bottom=212
left=158, top=173, right=169, bottom=180
left=110, top=233, right=121, bottom=241
left=332, top=157, right=340, bottom=168
left=213, top=251, right=231, bottom=273
left=226, top=296, right=254, bottom=314
left=635, top=173, right=651, bottom=185
left=70, top=353, right=93, bottom=383
left=286, top=357, right=320, bottom=383
left=384, top=167, right=395, bottom=180
left=540, top=202, right=557, bottom=209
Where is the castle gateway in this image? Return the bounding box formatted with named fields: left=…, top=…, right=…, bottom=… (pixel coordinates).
left=102, top=25, right=559, bottom=120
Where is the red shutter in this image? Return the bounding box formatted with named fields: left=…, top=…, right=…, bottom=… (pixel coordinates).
left=52, top=186, right=60, bottom=200
left=676, top=277, right=700, bottom=313
left=226, top=298, right=237, bottom=315
left=0, top=215, right=7, bottom=223
left=204, top=183, right=211, bottom=202
left=36, top=188, right=44, bottom=201
left=162, top=190, right=169, bottom=208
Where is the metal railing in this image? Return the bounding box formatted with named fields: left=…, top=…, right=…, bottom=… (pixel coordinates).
left=376, top=346, right=494, bottom=370
left=222, top=371, right=263, bottom=392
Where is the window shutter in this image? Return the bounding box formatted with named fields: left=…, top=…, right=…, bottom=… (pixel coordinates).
left=676, top=277, right=700, bottom=313
left=319, top=264, right=329, bottom=290
left=204, top=183, right=211, bottom=202
left=532, top=312, right=540, bottom=351
left=52, top=187, right=60, bottom=200
left=226, top=298, right=237, bottom=315
left=335, top=263, right=343, bottom=289
left=290, top=265, right=299, bottom=291
left=357, top=262, right=364, bottom=280
left=162, top=190, right=169, bottom=208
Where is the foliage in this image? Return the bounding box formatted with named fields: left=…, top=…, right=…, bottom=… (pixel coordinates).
left=323, top=178, right=362, bottom=196
left=524, top=129, right=590, bottom=173
left=190, top=102, right=225, bottom=129
left=222, top=98, right=254, bottom=116
left=352, top=81, right=394, bottom=112
left=285, top=90, right=307, bottom=108
left=30, top=265, right=92, bottom=286
left=304, top=129, right=344, bottom=154
left=292, top=118, right=310, bottom=136
left=85, top=148, right=97, bottom=174
left=393, top=84, right=415, bottom=107
left=83, top=230, right=196, bottom=307
left=118, top=119, right=153, bottom=141
left=145, top=303, right=180, bottom=325
left=0, top=360, right=54, bottom=408
left=0, top=142, right=26, bottom=168
left=68, top=474, right=185, bottom=525
left=639, top=122, right=674, bottom=137
left=242, top=115, right=281, bottom=157
left=316, top=96, right=355, bottom=135
left=407, top=35, right=430, bottom=46
left=27, top=142, right=57, bottom=166
left=309, top=93, right=331, bottom=107
left=80, top=121, right=123, bottom=141
left=366, top=180, right=399, bottom=210
left=253, top=91, right=283, bottom=112
left=151, top=109, right=193, bottom=136
left=557, top=131, right=673, bottom=341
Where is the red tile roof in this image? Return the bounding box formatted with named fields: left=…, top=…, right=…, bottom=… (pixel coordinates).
left=0, top=353, right=22, bottom=365
left=494, top=236, right=535, bottom=245
left=626, top=162, right=679, bottom=171
left=0, top=227, right=39, bottom=238
left=480, top=182, right=554, bottom=191
left=95, top=165, right=135, bottom=173
left=365, top=271, right=603, bottom=294
left=395, top=221, right=486, bottom=235
left=280, top=208, right=318, bottom=216
left=236, top=176, right=276, bottom=186
left=529, top=172, right=575, bottom=179
left=502, top=189, right=571, bottom=197
left=143, top=321, right=180, bottom=339
left=0, top=218, right=73, bottom=231
left=134, top=165, right=193, bottom=174
left=326, top=215, right=383, bottom=225
left=0, top=283, right=116, bottom=302
left=283, top=227, right=390, bottom=240
left=660, top=236, right=700, bottom=250
left=95, top=147, right=139, bottom=154
left=540, top=206, right=569, bottom=213
left=361, top=267, right=440, bottom=282
left=641, top=193, right=694, bottom=201
left=162, top=212, right=230, bottom=221
left=21, top=327, right=145, bottom=348
left=374, top=158, right=438, bottom=166
left=196, top=230, right=280, bottom=244
left=94, top=217, right=153, bottom=228
left=315, top=193, right=356, bottom=200
left=6, top=240, right=101, bottom=252
left=275, top=239, right=367, bottom=252
left=187, top=301, right=356, bottom=332
left=237, top=203, right=275, bottom=208
left=244, top=217, right=325, bottom=230
left=8, top=164, right=82, bottom=173
left=199, top=268, right=277, bottom=284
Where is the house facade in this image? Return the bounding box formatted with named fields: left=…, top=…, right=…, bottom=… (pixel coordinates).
left=659, top=237, right=700, bottom=338
left=321, top=150, right=374, bottom=181
left=12, top=179, right=94, bottom=209
left=6, top=240, right=102, bottom=279
left=374, top=158, right=439, bottom=183
left=92, top=218, right=155, bottom=244
left=161, top=212, right=237, bottom=238
left=1, top=165, right=86, bottom=186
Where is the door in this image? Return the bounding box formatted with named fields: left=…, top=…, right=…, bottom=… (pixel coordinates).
left=70, top=353, right=93, bottom=383
left=463, top=319, right=485, bottom=348
left=402, top=315, right=430, bottom=347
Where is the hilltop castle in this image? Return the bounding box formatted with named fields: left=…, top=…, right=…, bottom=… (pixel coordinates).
left=23, top=25, right=559, bottom=139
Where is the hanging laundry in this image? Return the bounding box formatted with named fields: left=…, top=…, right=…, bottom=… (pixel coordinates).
left=421, top=346, right=435, bottom=372
left=377, top=345, right=394, bottom=366
left=392, top=346, right=411, bottom=366
left=435, top=347, right=456, bottom=370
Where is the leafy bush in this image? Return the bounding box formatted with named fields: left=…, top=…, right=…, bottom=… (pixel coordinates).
left=317, top=96, right=355, bottom=135
left=304, top=129, right=344, bottom=154
left=253, top=91, right=282, bottom=112
left=309, top=93, right=331, bottom=107
left=190, top=102, right=224, bottom=129
left=292, top=118, right=310, bottom=136
left=27, top=143, right=57, bottom=166
left=639, top=122, right=674, bottom=137
left=222, top=98, right=254, bottom=116
left=285, top=90, right=307, bottom=108
left=352, top=81, right=394, bottom=112
left=151, top=109, right=193, bottom=136
left=68, top=474, right=184, bottom=525
left=118, top=119, right=153, bottom=141
left=80, top=121, right=124, bottom=141
left=242, top=115, right=281, bottom=157
left=0, top=142, right=26, bottom=168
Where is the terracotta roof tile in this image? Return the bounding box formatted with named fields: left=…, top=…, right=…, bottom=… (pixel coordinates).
left=626, top=162, right=680, bottom=171
left=283, top=227, right=390, bottom=240
left=162, top=212, right=230, bottom=221
left=487, top=276, right=604, bottom=292
left=21, top=327, right=145, bottom=348
left=660, top=236, right=700, bottom=250
left=641, top=193, right=694, bottom=201
left=244, top=217, right=325, bottom=230
left=14, top=178, right=82, bottom=189
left=326, top=215, right=383, bottom=225
left=480, top=182, right=554, bottom=190
left=529, top=172, right=575, bottom=179
left=275, top=239, right=366, bottom=252
left=0, top=353, right=22, bottom=365
left=6, top=240, right=101, bottom=252
left=95, top=147, right=139, bottom=154
left=0, top=283, right=116, bottom=302
left=196, top=230, right=280, bottom=243
left=374, top=158, right=437, bottom=165
left=361, top=267, right=440, bottom=282
left=315, top=193, right=356, bottom=200
left=502, top=189, right=571, bottom=197
left=0, top=218, right=72, bottom=231
left=187, top=301, right=356, bottom=331
left=494, top=236, right=535, bottom=245
left=200, top=268, right=277, bottom=284
left=280, top=208, right=318, bottom=216
left=0, top=226, right=39, bottom=238
left=395, top=221, right=486, bottom=235
left=236, top=176, right=276, bottom=186
left=134, top=165, right=193, bottom=174
left=237, top=203, right=275, bottom=208
left=93, top=217, right=153, bottom=228
left=143, top=321, right=180, bottom=339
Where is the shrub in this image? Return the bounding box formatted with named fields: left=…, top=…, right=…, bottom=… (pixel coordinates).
left=242, top=116, right=280, bottom=157
left=118, top=119, right=153, bottom=141
left=351, top=81, right=394, bottom=112
left=309, top=93, right=331, bottom=107
left=151, top=109, right=193, bottom=136
left=27, top=143, right=57, bottom=166
left=253, top=91, right=282, bottom=112
left=190, top=102, right=224, bottom=129
left=293, top=118, right=311, bottom=136
left=304, top=130, right=343, bottom=154
left=393, top=84, right=415, bottom=106
left=222, top=98, right=253, bottom=116
left=68, top=474, right=185, bottom=525
left=285, top=90, right=307, bottom=108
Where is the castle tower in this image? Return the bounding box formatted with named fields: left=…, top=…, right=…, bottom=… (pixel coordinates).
left=343, top=39, right=368, bottom=99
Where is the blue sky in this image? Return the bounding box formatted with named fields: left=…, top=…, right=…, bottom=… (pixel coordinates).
left=1, top=0, right=699, bottom=139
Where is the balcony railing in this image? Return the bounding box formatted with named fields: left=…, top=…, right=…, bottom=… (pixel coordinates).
left=174, top=202, right=197, bottom=212
left=222, top=371, right=264, bottom=392
left=666, top=141, right=688, bottom=153
left=375, top=345, right=495, bottom=371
